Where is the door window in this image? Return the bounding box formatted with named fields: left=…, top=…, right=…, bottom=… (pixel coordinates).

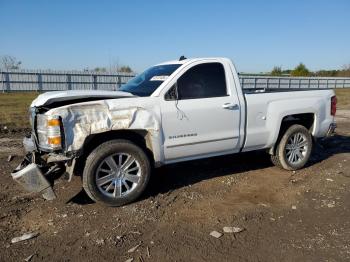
left=166, top=63, right=227, bottom=100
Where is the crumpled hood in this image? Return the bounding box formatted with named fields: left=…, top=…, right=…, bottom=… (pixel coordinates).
left=37, top=91, right=162, bottom=162
left=44, top=95, right=162, bottom=161
left=31, top=90, right=134, bottom=107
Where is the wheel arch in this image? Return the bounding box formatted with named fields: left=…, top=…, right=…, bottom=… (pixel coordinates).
left=77, top=129, right=156, bottom=170
left=268, top=112, right=315, bottom=155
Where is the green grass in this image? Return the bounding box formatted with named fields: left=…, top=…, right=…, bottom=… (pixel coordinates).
left=0, top=89, right=349, bottom=130
left=0, top=92, right=39, bottom=129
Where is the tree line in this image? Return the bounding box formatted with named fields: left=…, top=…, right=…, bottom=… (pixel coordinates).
left=271, top=63, right=350, bottom=77
left=93, top=66, right=133, bottom=73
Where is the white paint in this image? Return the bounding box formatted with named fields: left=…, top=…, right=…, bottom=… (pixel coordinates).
left=31, top=90, right=133, bottom=107
left=150, top=75, right=168, bottom=81
left=33, top=57, right=335, bottom=167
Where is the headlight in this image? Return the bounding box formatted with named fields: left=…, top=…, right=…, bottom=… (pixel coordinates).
left=36, top=114, right=62, bottom=150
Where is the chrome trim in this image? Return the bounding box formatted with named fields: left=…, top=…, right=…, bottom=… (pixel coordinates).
left=11, top=162, right=56, bottom=200
left=96, top=153, right=141, bottom=198
left=166, top=136, right=238, bottom=148
left=284, top=132, right=308, bottom=165
left=29, top=107, right=36, bottom=130
left=326, top=123, right=337, bottom=136
left=23, top=136, right=36, bottom=153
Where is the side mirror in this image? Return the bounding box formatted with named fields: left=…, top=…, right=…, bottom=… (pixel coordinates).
left=165, top=83, right=178, bottom=101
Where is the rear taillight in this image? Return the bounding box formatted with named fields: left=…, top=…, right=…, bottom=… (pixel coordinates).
left=331, top=96, right=337, bottom=116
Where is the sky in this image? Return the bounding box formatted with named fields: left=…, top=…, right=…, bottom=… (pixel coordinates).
left=0, top=0, right=349, bottom=73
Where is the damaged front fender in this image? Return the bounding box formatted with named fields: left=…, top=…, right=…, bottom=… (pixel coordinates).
left=47, top=98, right=163, bottom=163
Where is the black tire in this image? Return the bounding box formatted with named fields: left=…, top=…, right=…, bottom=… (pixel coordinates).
left=83, top=139, right=151, bottom=206
left=271, top=124, right=312, bottom=171
left=270, top=154, right=283, bottom=169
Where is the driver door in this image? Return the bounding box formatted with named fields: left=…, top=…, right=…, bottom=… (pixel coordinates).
left=160, top=62, right=241, bottom=161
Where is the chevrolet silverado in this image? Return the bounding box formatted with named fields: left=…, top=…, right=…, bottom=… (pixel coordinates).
left=11, top=57, right=337, bottom=206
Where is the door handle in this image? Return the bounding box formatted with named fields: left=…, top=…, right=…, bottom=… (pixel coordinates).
left=222, top=103, right=239, bottom=110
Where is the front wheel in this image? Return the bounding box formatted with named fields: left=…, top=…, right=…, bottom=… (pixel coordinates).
left=271, top=124, right=313, bottom=171
left=83, top=139, right=151, bottom=206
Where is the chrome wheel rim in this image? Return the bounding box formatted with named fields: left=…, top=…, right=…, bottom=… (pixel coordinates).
left=285, top=132, right=309, bottom=165
left=95, top=153, right=141, bottom=198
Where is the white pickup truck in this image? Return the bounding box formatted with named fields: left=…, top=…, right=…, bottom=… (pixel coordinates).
left=12, top=57, right=337, bottom=206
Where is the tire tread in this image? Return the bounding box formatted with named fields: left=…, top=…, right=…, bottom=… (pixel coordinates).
left=270, top=124, right=312, bottom=171
left=82, top=139, right=151, bottom=206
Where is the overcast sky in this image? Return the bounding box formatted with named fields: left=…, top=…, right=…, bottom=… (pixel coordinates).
left=1, top=0, right=349, bottom=73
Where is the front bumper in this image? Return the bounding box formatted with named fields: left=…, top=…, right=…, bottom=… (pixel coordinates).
left=11, top=136, right=56, bottom=200
left=11, top=161, right=56, bottom=200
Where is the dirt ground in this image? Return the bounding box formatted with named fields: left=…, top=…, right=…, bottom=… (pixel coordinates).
left=0, top=111, right=350, bottom=262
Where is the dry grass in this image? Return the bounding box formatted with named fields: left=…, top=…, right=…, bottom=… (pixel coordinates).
left=0, top=92, right=39, bottom=129
left=335, top=89, right=350, bottom=110
left=0, top=89, right=349, bottom=129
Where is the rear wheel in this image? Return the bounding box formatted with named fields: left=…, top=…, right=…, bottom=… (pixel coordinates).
left=83, top=139, right=151, bottom=206
left=271, top=124, right=312, bottom=170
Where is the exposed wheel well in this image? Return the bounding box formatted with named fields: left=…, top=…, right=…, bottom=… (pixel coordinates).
left=75, top=130, right=155, bottom=173
left=270, top=113, right=315, bottom=155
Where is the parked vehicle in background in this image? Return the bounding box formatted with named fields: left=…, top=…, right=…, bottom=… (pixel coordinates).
left=11, top=57, right=337, bottom=206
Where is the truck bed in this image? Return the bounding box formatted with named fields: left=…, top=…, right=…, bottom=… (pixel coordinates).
left=240, top=75, right=350, bottom=93
left=242, top=89, right=335, bottom=152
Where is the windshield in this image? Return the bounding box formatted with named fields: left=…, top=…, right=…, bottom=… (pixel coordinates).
left=120, top=64, right=181, bottom=96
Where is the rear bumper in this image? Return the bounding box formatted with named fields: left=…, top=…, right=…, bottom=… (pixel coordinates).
left=326, top=123, right=337, bottom=136
left=10, top=135, right=56, bottom=200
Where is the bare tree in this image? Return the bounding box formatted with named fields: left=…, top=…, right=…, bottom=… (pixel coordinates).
left=0, top=55, right=22, bottom=70
left=108, top=57, right=120, bottom=72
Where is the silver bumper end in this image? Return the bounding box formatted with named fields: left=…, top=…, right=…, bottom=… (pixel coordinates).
left=11, top=163, right=56, bottom=200
left=11, top=135, right=56, bottom=200
left=326, top=123, right=337, bottom=136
